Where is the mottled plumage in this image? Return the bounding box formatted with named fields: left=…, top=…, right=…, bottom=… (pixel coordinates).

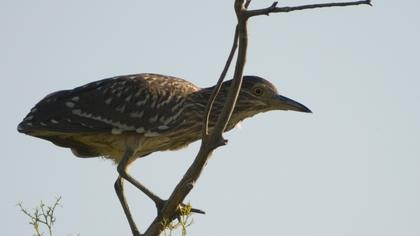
left=17, top=73, right=311, bottom=235
left=18, top=73, right=310, bottom=163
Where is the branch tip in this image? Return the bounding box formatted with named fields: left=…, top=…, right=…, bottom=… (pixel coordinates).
left=245, top=0, right=252, bottom=8
left=246, top=0, right=372, bottom=18
left=219, top=138, right=228, bottom=146
left=191, top=208, right=206, bottom=214
left=265, top=2, right=279, bottom=16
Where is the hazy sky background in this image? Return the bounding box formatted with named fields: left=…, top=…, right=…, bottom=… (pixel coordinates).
left=2, top=0, right=420, bottom=235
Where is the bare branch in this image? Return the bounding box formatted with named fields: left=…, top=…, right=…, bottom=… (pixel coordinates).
left=245, top=0, right=252, bottom=9
left=142, top=0, right=370, bottom=235
left=246, top=0, right=371, bottom=18
left=144, top=1, right=248, bottom=235
left=202, top=25, right=239, bottom=138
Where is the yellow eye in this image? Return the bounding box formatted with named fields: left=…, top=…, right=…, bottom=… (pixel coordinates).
left=253, top=87, right=264, bottom=96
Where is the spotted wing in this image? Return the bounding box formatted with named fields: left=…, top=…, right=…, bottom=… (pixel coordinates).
left=18, top=73, right=199, bottom=137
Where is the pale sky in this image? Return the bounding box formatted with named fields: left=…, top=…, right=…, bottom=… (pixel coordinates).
left=2, top=0, right=420, bottom=235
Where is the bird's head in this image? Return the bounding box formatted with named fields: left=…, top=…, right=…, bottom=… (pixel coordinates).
left=218, top=75, right=311, bottom=125
left=236, top=75, right=311, bottom=112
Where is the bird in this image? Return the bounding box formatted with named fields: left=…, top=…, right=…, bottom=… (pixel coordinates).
left=17, top=73, right=311, bottom=235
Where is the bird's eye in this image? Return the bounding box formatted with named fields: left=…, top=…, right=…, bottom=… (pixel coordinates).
left=253, top=87, right=264, bottom=96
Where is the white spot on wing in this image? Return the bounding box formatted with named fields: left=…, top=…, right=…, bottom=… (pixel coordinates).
left=157, top=95, right=173, bottom=108
left=116, top=105, right=126, bottom=113
left=71, top=96, right=80, bottom=102
left=80, top=123, right=89, bottom=127
left=24, top=115, right=34, bottom=121
left=158, top=125, right=169, bottom=130
left=166, top=106, right=186, bottom=124
left=112, top=128, right=123, bottom=134
left=148, top=115, right=158, bottom=123
left=66, top=102, right=75, bottom=108
left=163, top=116, right=174, bottom=125
left=136, top=127, right=145, bottom=133
left=105, top=98, right=113, bottom=104
left=50, top=119, right=59, bottom=124
left=130, top=111, right=144, bottom=118
left=125, top=95, right=133, bottom=102
left=72, top=109, right=82, bottom=115
left=150, top=94, right=158, bottom=108
left=134, top=90, right=142, bottom=98
left=136, top=95, right=149, bottom=106
left=145, top=131, right=160, bottom=137
left=171, top=98, right=185, bottom=112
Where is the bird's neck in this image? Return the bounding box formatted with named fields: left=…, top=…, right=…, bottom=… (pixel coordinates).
left=185, top=88, right=249, bottom=132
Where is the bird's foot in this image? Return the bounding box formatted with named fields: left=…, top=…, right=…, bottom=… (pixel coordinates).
left=155, top=199, right=205, bottom=220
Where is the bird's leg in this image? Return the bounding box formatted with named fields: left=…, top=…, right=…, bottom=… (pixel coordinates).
left=118, top=147, right=205, bottom=221
left=117, top=149, right=164, bottom=206
left=114, top=176, right=141, bottom=236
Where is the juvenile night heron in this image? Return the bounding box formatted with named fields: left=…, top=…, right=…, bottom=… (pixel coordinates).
left=18, top=73, right=311, bottom=235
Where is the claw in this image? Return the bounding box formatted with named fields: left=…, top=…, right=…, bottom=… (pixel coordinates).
left=180, top=203, right=205, bottom=215
left=155, top=200, right=205, bottom=220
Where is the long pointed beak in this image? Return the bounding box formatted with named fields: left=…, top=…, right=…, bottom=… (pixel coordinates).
left=272, top=94, right=312, bottom=113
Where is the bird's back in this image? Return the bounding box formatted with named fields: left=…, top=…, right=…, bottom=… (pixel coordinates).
left=18, top=73, right=201, bottom=159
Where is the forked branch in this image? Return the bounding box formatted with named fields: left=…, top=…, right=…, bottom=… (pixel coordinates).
left=246, top=0, right=372, bottom=18
left=201, top=25, right=239, bottom=138
left=143, top=0, right=371, bottom=235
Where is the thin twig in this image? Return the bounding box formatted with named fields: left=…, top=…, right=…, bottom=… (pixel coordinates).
left=246, top=0, right=371, bottom=18
left=210, top=0, right=248, bottom=143
left=144, top=1, right=248, bottom=235
left=245, top=0, right=252, bottom=9
left=18, top=197, right=62, bottom=236
left=202, top=25, right=239, bottom=138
